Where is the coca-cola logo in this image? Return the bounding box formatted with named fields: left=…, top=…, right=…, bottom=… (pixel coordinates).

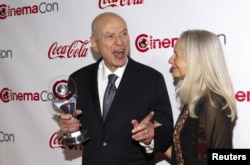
left=48, top=40, right=89, bottom=59
left=49, top=132, right=83, bottom=150
left=98, top=0, right=144, bottom=9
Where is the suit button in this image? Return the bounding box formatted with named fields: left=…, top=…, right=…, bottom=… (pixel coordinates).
left=103, top=142, right=107, bottom=147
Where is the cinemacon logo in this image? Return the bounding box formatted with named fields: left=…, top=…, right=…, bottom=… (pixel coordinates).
left=0, top=131, right=14, bottom=143
left=0, top=2, right=58, bottom=20
left=135, top=34, right=177, bottom=52
left=0, top=78, right=70, bottom=103
left=135, top=33, right=227, bottom=53
left=0, top=87, right=54, bottom=103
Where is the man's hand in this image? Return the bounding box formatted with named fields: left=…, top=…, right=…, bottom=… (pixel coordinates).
left=131, top=111, right=155, bottom=145
left=58, top=110, right=82, bottom=134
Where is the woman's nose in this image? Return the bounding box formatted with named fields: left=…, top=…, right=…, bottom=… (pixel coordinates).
left=168, top=55, right=174, bottom=64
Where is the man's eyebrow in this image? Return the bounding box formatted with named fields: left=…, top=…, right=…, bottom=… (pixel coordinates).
left=101, top=28, right=128, bottom=36
left=120, top=28, right=128, bottom=33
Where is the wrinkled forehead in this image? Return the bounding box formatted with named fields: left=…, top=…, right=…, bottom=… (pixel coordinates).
left=92, top=13, right=127, bottom=35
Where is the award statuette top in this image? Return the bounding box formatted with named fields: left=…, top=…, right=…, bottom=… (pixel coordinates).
left=50, top=75, right=90, bottom=146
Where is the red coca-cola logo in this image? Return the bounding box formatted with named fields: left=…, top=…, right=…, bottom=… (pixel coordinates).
left=48, top=40, right=89, bottom=59
left=49, top=132, right=83, bottom=150
left=98, top=0, right=144, bottom=9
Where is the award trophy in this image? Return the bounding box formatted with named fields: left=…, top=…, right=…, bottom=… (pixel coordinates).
left=50, top=75, right=90, bottom=146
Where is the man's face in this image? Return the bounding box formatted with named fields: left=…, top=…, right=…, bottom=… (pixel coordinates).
left=91, top=15, right=130, bottom=72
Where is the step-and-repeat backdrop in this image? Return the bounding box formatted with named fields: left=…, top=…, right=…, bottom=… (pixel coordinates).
left=1, top=0, right=249, bottom=165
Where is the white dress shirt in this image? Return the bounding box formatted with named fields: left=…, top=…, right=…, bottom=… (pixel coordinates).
left=97, top=59, right=127, bottom=115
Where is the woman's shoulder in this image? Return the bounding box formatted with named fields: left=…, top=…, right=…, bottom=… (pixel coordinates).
left=197, top=94, right=231, bottom=123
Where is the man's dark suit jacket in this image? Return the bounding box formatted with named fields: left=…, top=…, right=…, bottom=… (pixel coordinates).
left=69, top=57, right=173, bottom=165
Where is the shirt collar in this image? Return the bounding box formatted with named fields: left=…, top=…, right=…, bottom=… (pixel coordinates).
left=101, top=58, right=128, bottom=81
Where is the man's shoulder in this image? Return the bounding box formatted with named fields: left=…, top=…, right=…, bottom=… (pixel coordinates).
left=129, top=57, right=162, bottom=75
left=70, top=60, right=99, bottom=77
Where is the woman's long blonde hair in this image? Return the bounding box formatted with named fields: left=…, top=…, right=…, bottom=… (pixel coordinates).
left=175, top=29, right=236, bottom=121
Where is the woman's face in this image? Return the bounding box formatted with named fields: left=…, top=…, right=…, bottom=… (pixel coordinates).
left=168, top=39, right=187, bottom=79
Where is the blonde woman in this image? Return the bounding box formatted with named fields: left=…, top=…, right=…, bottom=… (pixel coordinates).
left=165, top=29, right=237, bottom=165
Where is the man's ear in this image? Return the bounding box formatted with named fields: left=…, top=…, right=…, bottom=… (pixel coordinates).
left=90, top=36, right=99, bottom=52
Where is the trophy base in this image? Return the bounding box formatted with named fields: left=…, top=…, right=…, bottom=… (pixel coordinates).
left=63, top=130, right=90, bottom=146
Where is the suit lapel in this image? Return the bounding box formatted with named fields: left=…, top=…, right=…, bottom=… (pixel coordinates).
left=88, top=59, right=103, bottom=123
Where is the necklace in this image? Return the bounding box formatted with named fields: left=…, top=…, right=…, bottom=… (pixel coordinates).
left=173, top=108, right=189, bottom=165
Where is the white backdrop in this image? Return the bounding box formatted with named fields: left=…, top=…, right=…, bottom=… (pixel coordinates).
left=1, top=0, right=250, bottom=165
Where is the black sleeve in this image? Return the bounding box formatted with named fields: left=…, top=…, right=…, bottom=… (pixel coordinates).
left=199, top=96, right=233, bottom=148
left=151, top=74, right=174, bottom=152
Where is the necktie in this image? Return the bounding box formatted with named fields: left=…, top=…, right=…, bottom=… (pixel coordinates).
left=103, top=74, right=118, bottom=122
